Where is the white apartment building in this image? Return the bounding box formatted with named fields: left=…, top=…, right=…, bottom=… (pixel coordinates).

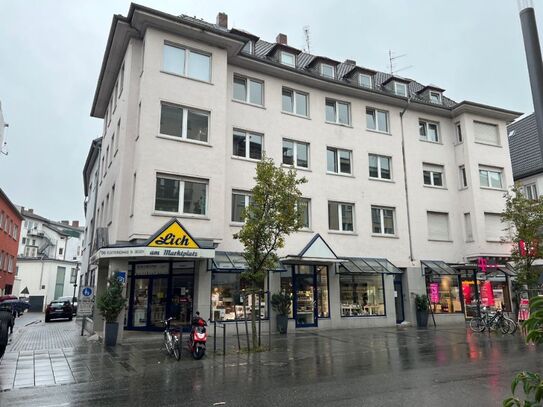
left=83, top=4, right=521, bottom=339
left=15, top=208, right=83, bottom=311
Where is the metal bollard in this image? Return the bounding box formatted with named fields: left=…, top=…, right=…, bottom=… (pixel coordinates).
left=213, top=321, right=217, bottom=353
left=223, top=323, right=226, bottom=356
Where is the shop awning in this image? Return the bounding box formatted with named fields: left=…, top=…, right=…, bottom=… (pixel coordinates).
left=208, top=251, right=287, bottom=272
left=421, top=260, right=458, bottom=275
left=337, top=257, right=402, bottom=275
left=497, top=264, right=516, bottom=276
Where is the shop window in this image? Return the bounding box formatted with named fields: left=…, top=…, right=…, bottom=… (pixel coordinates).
left=426, top=275, right=462, bottom=314
left=317, top=266, right=330, bottom=318
left=340, top=274, right=385, bottom=316
left=211, top=272, right=267, bottom=321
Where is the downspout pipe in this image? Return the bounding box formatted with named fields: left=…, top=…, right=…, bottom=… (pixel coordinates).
left=399, top=98, right=414, bottom=262
left=519, top=2, right=543, bottom=153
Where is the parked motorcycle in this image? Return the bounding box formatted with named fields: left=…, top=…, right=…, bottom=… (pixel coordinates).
left=188, top=311, right=207, bottom=360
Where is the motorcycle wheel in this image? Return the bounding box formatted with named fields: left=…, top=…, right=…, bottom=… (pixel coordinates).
left=192, top=345, right=205, bottom=360
left=164, top=332, right=173, bottom=355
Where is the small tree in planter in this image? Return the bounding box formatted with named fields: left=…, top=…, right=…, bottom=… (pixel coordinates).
left=97, top=275, right=127, bottom=346
left=271, top=292, right=291, bottom=334
left=415, top=294, right=429, bottom=328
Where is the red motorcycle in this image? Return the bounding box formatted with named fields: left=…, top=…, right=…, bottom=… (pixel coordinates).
left=188, top=311, right=207, bottom=360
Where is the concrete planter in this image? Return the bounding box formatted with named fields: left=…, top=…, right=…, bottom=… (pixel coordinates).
left=276, top=315, right=288, bottom=334
left=416, top=310, right=429, bottom=328
left=104, top=322, right=119, bottom=346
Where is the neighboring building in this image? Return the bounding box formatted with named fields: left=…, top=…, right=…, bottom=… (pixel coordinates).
left=83, top=4, right=521, bottom=339
left=15, top=208, right=83, bottom=311
left=0, top=188, right=22, bottom=295
left=508, top=113, right=543, bottom=198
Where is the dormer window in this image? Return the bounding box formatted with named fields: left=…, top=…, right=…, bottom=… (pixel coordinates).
left=359, top=73, right=372, bottom=88
left=393, top=82, right=408, bottom=97
left=429, top=91, right=442, bottom=104
left=242, top=41, right=253, bottom=54
left=320, top=63, right=335, bottom=79
left=280, top=51, right=296, bottom=67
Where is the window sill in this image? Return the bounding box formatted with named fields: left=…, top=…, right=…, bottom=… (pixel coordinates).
left=152, top=212, right=210, bottom=220
left=371, top=234, right=399, bottom=239
left=231, top=98, right=265, bottom=109
left=423, top=184, right=447, bottom=190
left=465, top=239, right=475, bottom=243
left=480, top=187, right=506, bottom=192
left=368, top=177, right=394, bottom=183
left=326, top=171, right=354, bottom=178
left=157, top=134, right=211, bottom=147
left=419, top=139, right=442, bottom=145
left=427, top=239, right=453, bottom=243
left=458, top=186, right=468, bottom=191
left=160, top=70, right=213, bottom=86
left=229, top=222, right=244, bottom=227
left=475, top=141, right=501, bottom=148
left=328, top=230, right=357, bottom=236
left=281, top=164, right=311, bottom=172
left=281, top=111, right=310, bottom=120
left=325, top=121, right=353, bottom=128
left=366, top=129, right=391, bottom=136
left=231, top=155, right=261, bottom=164
left=340, top=314, right=386, bottom=318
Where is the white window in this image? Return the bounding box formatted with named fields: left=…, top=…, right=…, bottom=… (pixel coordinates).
left=366, top=108, right=389, bottom=133
left=233, top=75, right=263, bottom=106
left=282, top=139, right=309, bottom=169
left=359, top=73, right=372, bottom=88
left=455, top=122, right=463, bottom=143
left=280, top=51, right=296, bottom=67
left=241, top=41, right=253, bottom=54
left=427, top=212, right=450, bottom=241
left=394, top=82, right=408, bottom=97
left=320, top=63, right=335, bottom=78
left=524, top=183, right=538, bottom=200
left=474, top=121, right=500, bottom=145
left=423, top=163, right=444, bottom=187
left=479, top=167, right=503, bottom=189
left=233, top=129, right=263, bottom=160
left=327, top=147, right=352, bottom=175
left=459, top=165, right=468, bottom=188
left=7, top=256, right=13, bottom=273
left=232, top=191, right=252, bottom=223
left=299, top=198, right=311, bottom=229
left=282, top=88, right=308, bottom=117
left=371, top=206, right=395, bottom=235
left=484, top=213, right=503, bottom=241
left=155, top=175, right=208, bottom=216
left=159, top=103, right=209, bottom=143
left=325, top=99, right=350, bottom=125
left=162, top=43, right=211, bottom=82
left=464, top=213, right=473, bottom=241
left=429, top=91, right=442, bottom=104
left=136, top=102, right=141, bottom=140
left=328, top=202, right=354, bottom=232
left=368, top=154, right=391, bottom=180
left=419, top=120, right=440, bottom=142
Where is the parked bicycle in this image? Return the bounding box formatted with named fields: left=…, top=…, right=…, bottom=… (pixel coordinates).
left=469, top=307, right=517, bottom=334
left=162, top=317, right=181, bottom=361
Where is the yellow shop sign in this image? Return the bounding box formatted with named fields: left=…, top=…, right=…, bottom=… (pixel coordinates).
left=147, top=219, right=200, bottom=249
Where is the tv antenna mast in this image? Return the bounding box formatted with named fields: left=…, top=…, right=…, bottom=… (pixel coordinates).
left=303, top=26, right=311, bottom=53
left=0, top=102, right=8, bottom=156
left=388, top=49, right=413, bottom=75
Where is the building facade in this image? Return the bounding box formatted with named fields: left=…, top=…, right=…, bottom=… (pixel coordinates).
left=15, top=208, right=83, bottom=311
left=0, top=188, right=22, bottom=295
left=84, top=4, right=521, bottom=339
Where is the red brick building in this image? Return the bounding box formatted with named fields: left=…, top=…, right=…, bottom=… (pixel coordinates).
left=0, top=188, right=22, bottom=295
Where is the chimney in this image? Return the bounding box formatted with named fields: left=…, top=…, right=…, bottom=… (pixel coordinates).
left=27, top=208, right=33, bottom=214
left=72, top=220, right=80, bottom=228
left=519, top=1, right=543, bottom=153
left=61, top=220, right=69, bottom=225
left=344, top=59, right=356, bottom=65
left=216, top=12, right=228, bottom=29
left=276, top=33, right=288, bottom=45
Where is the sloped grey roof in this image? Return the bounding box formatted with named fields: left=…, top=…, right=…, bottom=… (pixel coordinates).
left=507, top=113, right=543, bottom=179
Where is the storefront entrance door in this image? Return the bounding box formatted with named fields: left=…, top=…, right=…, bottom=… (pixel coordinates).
left=293, top=266, right=318, bottom=327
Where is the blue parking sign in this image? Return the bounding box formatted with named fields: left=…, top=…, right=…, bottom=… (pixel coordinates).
left=82, top=287, right=93, bottom=297
left=116, top=271, right=127, bottom=284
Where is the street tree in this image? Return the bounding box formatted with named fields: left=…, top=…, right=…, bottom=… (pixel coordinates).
left=234, top=157, right=306, bottom=349
left=502, top=184, right=543, bottom=288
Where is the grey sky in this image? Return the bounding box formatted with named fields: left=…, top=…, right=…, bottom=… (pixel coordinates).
left=0, top=0, right=539, bottom=224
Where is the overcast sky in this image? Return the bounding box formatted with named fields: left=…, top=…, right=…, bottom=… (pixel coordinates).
left=0, top=0, right=540, bottom=224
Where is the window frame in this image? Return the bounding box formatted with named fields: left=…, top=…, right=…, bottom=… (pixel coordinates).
left=159, top=102, right=210, bottom=144
left=393, top=81, right=408, bottom=97
left=280, top=51, right=296, bottom=67
left=326, top=147, right=352, bottom=176
left=429, top=91, right=442, bottom=104
left=325, top=98, right=351, bottom=126
left=154, top=173, right=209, bottom=217
left=479, top=166, right=504, bottom=190
left=299, top=198, right=311, bottom=229
left=232, top=74, right=264, bottom=107
left=419, top=119, right=440, bottom=143
left=423, top=163, right=445, bottom=188
left=358, top=73, right=373, bottom=88
left=328, top=201, right=355, bottom=232
left=320, top=63, right=335, bottom=79
left=371, top=206, right=396, bottom=236
left=464, top=212, right=474, bottom=242
left=231, top=191, right=252, bottom=223
left=366, top=107, right=390, bottom=133
left=282, top=138, right=310, bottom=169
left=459, top=165, right=468, bottom=189
left=281, top=87, right=309, bottom=117
left=232, top=129, right=264, bottom=161
left=455, top=122, right=463, bottom=143
left=426, top=211, right=451, bottom=241
left=474, top=121, right=501, bottom=146
left=525, top=183, right=538, bottom=200
left=162, top=42, right=212, bottom=83
left=368, top=153, right=392, bottom=180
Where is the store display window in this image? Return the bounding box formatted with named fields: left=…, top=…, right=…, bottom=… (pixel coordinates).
left=426, top=275, right=462, bottom=314
left=339, top=274, right=385, bottom=316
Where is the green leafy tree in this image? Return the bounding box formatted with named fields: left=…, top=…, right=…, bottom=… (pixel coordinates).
left=96, top=275, right=127, bottom=323
left=504, top=297, right=543, bottom=406
left=234, top=157, right=306, bottom=349
left=502, top=184, right=543, bottom=288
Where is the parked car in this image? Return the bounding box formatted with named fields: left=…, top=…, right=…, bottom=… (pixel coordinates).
left=56, top=296, right=77, bottom=316
left=1, top=299, right=30, bottom=317
left=45, top=300, right=73, bottom=322
left=0, top=295, right=17, bottom=303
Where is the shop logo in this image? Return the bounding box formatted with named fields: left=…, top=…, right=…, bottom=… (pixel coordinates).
left=147, top=219, right=200, bottom=249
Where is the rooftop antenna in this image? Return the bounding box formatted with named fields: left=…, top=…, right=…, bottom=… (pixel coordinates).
left=303, top=26, right=311, bottom=53
left=0, top=102, right=8, bottom=156
left=388, top=49, right=413, bottom=76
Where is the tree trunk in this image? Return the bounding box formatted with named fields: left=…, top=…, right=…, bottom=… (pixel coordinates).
left=251, top=291, right=257, bottom=349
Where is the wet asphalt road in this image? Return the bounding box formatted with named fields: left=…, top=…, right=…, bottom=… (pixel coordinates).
left=1, top=318, right=542, bottom=407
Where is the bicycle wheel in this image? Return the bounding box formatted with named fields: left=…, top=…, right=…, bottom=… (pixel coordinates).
left=497, top=317, right=509, bottom=334
left=470, top=317, right=485, bottom=332
left=504, top=317, right=518, bottom=334
left=172, top=336, right=181, bottom=361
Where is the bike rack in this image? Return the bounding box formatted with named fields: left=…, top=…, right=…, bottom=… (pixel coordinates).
left=212, top=321, right=226, bottom=355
